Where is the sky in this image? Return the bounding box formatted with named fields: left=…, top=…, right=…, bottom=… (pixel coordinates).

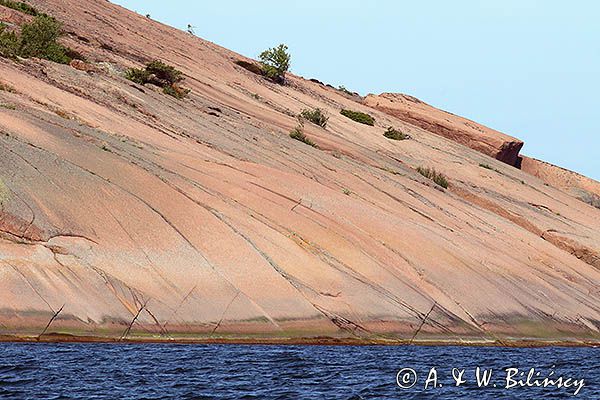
left=113, top=0, right=599, bottom=180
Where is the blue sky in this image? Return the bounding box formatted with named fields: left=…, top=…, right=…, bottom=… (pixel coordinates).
left=113, top=0, right=599, bottom=180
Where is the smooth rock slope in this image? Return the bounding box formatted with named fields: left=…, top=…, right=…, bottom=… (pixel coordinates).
left=0, top=0, right=599, bottom=343
left=364, top=93, right=524, bottom=167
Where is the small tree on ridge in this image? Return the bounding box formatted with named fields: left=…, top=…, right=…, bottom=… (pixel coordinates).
left=259, top=44, right=291, bottom=84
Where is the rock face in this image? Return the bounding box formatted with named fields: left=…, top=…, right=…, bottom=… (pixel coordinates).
left=520, top=156, right=600, bottom=209
left=364, top=93, right=524, bottom=167
left=0, top=0, right=599, bottom=343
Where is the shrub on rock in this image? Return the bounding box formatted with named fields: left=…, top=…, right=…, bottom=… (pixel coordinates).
left=289, top=124, right=317, bottom=148
left=259, top=44, right=290, bottom=84
left=125, top=60, right=190, bottom=99
left=383, top=126, right=408, bottom=140
left=300, top=108, right=328, bottom=128
left=417, top=166, right=449, bottom=189
left=340, top=109, right=375, bottom=126
left=0, top=16, right=75, bottom=64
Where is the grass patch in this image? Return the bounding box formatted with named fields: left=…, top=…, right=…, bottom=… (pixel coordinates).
left=0, top=16, right=77, bottom=64
left=125, top=60, right=189, bottom=99
left=383, top=126, right=408, bottom=140
left=479, top=163, right=493, bottom=170
left=417, top=166, right=449, bottom=189
left=340, top=109, right=374, bottom=126
left=289, top=125, right=317, bottom=148
left=299, top=108, right=328, bottom=128
left=1, top=103, right=16, bottom=110
left=0, top=0, right=44, bottom=16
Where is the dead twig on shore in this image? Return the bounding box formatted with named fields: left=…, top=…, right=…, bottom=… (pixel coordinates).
left=119, top=300, right=148, bottom=341
left=211, top=291, right=240, bottom=336
left=37, top=304, right=65, bottom=340
left=410, top=302, right=436, bottom=344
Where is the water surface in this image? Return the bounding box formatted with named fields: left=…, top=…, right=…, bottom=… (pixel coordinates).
left=0, top=343, right=597, bottom=399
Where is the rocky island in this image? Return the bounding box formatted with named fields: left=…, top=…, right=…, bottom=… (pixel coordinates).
left=0, top=0, right=599, bottom=346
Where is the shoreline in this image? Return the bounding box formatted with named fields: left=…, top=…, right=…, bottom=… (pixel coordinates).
left=1, top=333, right=598, bottom=348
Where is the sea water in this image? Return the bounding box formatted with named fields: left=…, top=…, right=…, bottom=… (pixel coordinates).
left=0, top=343, right=597, bottom=399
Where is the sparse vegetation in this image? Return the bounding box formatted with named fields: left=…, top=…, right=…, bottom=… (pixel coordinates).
left=300, top=108, right=328, bottom=128
left=0, top=81, right=15, bottom=92
left=417, top=166, right=449, bottom=189
left=163, top=84, right=190, bottom=100
left=0, top=16, right=76, bottom=64
left=125, top=60, right=189, bottom=99
left=289, top=124, right=317, bottom=148
left=0, top=0, right=43, bottom=16
left=338, top=85, right=354, bottom=96
left=383, top=126, right=408, bottom=140
left=340, top=109, right=375, bottom=126
left=342, top=188, right=351, bottom=196
left=259, top=44, right=291, bottom=84
left=1, top=103, right=16, bottom=110
left=479, top=163, right=502, bottom=174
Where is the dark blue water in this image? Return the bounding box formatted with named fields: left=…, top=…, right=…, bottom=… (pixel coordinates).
left=0, top=343, right=597, bottom=399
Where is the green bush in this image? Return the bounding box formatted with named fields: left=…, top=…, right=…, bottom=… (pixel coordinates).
left=383, top=126, right=407, bottom=140
left=145, top=60, right=183, bottom=85
left=125, top=60, right=189, bottom=99
left=0, top=24, right=19, bottom=58
left=300, top=108, right=328, bottom=128
left=416, top=167, right=449, bottom=189
left=125, top=67, right=151, bottom=84
left=289, top=126, right=317, bottom=148
left=0, top=0, right=41, bottom=16
left=0, top=16, right=74, bottom=64
left=19, top=16, right=69, bottom=62
left=340, top=109, right=375, bottom=126
left=259, top=44, right=290, bottom=84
